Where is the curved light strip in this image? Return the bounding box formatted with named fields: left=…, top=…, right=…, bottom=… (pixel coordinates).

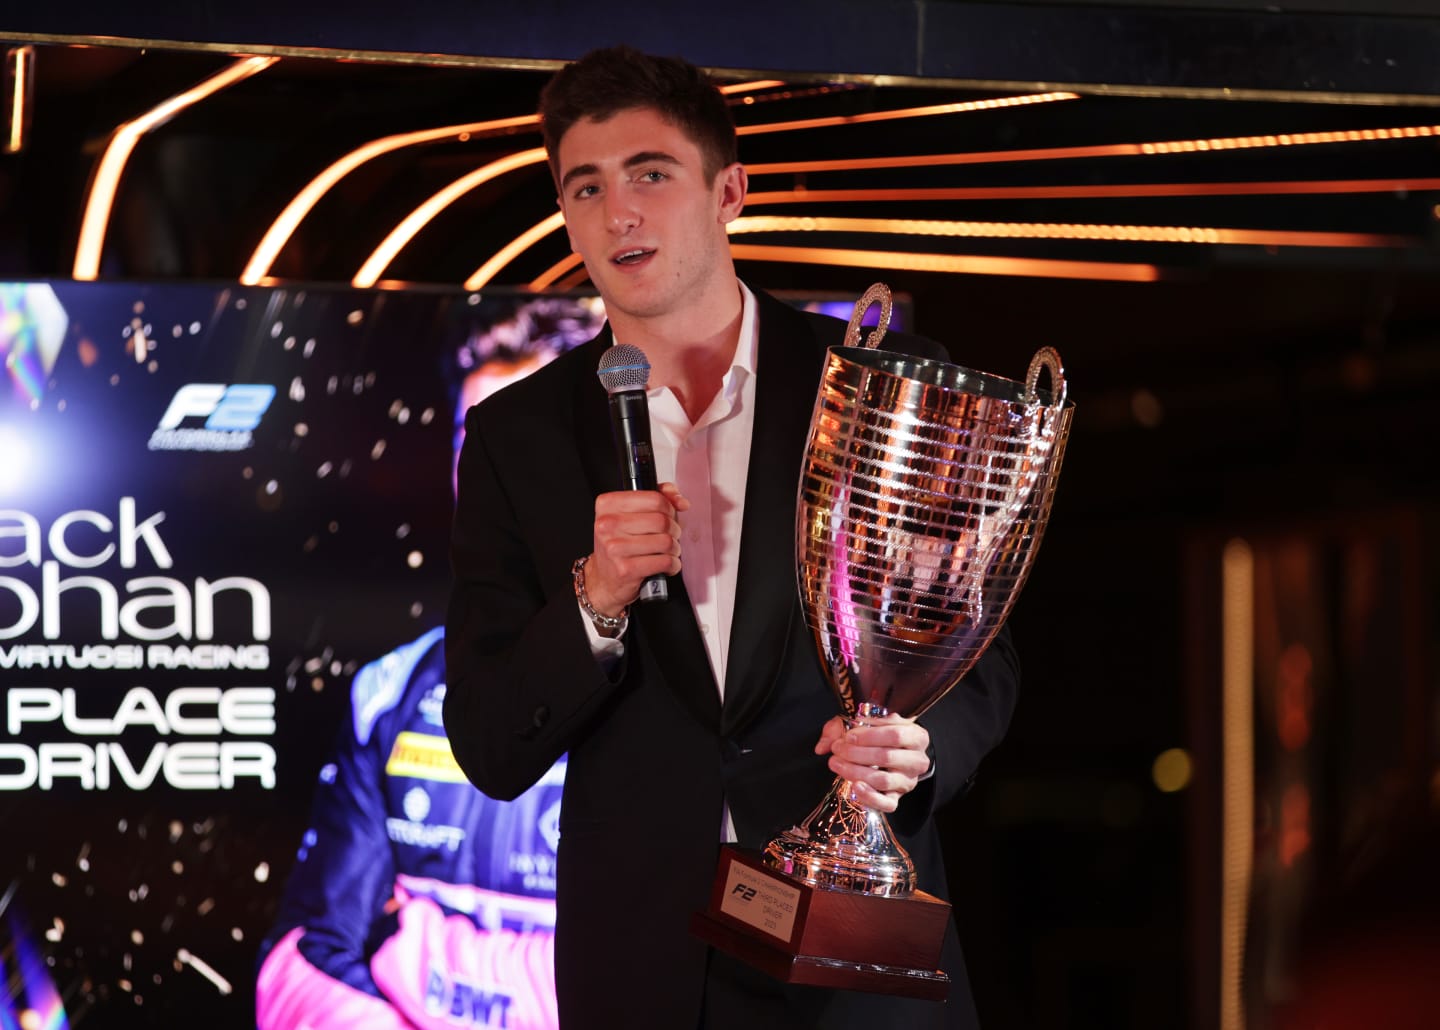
left=746, top=122, right=1440, bottom=176
left=736, top=244, right=1161, bottom=282
left=550, top=263, right=596, bottom=292
left=241, top=113, right=539, bottom=285
left=719, top=80, right=786, bottom=94
left=358, top=93, right=1079, bottom=287
left=462, top=210, right=565, bottom=290
left=5, top=45, right=33, bottom=154
left=243, top=80, right=782, bottom=283
left=351, top=147, right=547, bottom=287
left=74, top=55, right=277, bottom=281
left=361, top=95, right=1437, bottom=289
left=735, top=91, right=1079, bottom=136
left=528, top=244, right=1161, bottom=287
left=727, top=214, right=1411, bottom=249
left=478, top=135, right=1438, bottom=290
left=473, top=179, right=1423, bottom=290
left=531, top=252, right=585, bottom=290
left=747, top=176, right=1440, bottom=203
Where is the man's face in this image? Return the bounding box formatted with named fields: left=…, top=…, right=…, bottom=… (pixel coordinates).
left=554, top=106, right=745, bottom=326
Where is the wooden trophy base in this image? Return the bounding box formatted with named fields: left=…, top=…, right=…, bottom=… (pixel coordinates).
left=689, top=846, right=951, bottom=1000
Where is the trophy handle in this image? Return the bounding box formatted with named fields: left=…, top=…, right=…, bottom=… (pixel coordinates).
left=1024, top=344, right=1069, bottom=454
left=1025, top=345, right=1068, bottom=412
left=844, top=283, right=893, bottom=350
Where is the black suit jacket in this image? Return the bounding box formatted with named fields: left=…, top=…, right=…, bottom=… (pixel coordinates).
left=444, top=288, right=1019, bottom=1029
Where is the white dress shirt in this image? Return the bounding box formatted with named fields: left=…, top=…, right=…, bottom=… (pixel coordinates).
left=581, top=281, right=760, bottom=840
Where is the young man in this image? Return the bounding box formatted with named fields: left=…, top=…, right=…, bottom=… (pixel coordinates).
left=444, top=46, right=1020, bottom=1029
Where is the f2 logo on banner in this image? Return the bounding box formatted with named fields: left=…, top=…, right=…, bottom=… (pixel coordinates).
left=158, top=384, right=277, bottom=432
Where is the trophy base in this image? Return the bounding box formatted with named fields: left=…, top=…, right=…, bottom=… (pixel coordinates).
left=690, top=846, right=951, bottom=1001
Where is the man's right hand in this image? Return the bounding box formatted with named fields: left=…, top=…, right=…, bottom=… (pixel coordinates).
left=584, top=482, right=689, bottom=617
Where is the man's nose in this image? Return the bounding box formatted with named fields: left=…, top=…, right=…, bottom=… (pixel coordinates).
left=605, top=192, right=639, bottom=232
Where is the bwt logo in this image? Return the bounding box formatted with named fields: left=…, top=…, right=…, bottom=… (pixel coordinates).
left=731, top=883, right=758, bottom=902
left=149, top=384, right=276, bottom=452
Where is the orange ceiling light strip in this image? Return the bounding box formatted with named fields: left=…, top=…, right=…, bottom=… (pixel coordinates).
left=551, top=264, right=595, bottom=291
left=747, top=176, right=1440, bottom=203
left=747, top=122, right=1440, bottom=176
left=736, top=92, right=1080, bottom=136
left=718, top=80, right=786, bottom=94
left=360, top=93, right=1080, bottom=287
left=531, top=245, right=1161, bottom=287
left=241, top=113, right=539, bottom=285
left=728, top=214, right=1411, bottom=249
left=479, top=178, right=1417, bottom=289
left=247, top=86, right=779, bottom=284
left=351, top=147, right=548, bottom=288
left=73, top=55, right=277, bottom=281
left=530, top=252, right=585, bottom=290
left=734, top=244, right=1161, bottom=282
left=463, top=210, right=566, bottom=290
left=5, top=45, right=33, bottom=154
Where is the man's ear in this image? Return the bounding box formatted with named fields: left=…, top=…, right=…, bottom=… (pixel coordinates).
left=716, top=163, right=748, bottom=224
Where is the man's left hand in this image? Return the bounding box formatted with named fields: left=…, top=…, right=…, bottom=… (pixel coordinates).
left=814, top=714, right=932, bottom=813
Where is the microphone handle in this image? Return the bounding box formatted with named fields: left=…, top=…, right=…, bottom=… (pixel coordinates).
left=608, top=390, right=669, bottom=603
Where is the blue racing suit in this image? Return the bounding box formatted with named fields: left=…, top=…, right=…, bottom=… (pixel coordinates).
left=257, top=627, right=564, bottom=1030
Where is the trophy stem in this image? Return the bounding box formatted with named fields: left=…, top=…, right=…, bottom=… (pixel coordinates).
left=762, top=703, right=917, bottom=896
left=761, top=776, right=916, bottom=896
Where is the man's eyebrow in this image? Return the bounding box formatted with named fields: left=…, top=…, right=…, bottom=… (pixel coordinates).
left=623, top=150, right=681, bottom=170
left=559, top=162, right=599, bottom=192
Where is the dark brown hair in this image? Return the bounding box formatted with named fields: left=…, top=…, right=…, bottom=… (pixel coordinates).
left=538, top=45, right=738, bottom=186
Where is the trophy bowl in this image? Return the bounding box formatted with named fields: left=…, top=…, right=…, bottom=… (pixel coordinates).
left=762, top=284, right=1074, bottom=897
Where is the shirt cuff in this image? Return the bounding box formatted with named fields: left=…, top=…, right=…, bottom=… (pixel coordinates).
left=577, top=599, right=625, bottom=668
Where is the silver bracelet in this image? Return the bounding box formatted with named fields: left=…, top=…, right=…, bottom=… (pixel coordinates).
left=572, top=556, right=628, bottom=635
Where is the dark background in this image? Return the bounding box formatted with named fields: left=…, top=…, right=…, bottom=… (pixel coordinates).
left=2, top=3, right=1437, bottom=1028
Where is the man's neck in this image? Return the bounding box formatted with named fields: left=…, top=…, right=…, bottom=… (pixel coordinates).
left=611, top=279, right=745, bottom=425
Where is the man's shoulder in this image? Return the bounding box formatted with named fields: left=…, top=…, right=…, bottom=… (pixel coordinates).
left=751, top=286, right=946, bottom=363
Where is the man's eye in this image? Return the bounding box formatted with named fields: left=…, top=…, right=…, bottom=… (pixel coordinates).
left=573, top=184, right=598, bottom=199
left=638, top=170, right=667, bottom=183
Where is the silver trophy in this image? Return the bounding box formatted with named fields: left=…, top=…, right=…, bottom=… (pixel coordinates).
left=763, top=283, right=1073, bottom=897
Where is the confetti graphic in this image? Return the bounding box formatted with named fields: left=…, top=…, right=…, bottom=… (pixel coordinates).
left=0, top=282, right=604, bottom=1028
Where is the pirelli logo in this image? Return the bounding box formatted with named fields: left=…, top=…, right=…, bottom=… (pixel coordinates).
left=385, top=732, right=468, bottom=783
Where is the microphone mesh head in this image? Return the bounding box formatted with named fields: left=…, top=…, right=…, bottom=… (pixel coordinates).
left=597, top=343, right=652, bottom=394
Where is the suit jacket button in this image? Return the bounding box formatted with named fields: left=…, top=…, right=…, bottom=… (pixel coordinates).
left=532, top=705, right=550, bottom=729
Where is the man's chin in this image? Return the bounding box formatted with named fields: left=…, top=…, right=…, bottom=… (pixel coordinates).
left=594, top=282, right=674, bottom=323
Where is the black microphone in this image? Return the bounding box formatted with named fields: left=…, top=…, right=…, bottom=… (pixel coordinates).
left=596, top=343, right=668, bottom=603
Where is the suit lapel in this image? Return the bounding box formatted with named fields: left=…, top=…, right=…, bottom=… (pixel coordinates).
left=576, top=325, right=722, bottom=732
left=721, top=292, right=828, bottom=735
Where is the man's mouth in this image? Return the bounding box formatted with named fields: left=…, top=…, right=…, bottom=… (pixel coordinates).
left=612, top=248, right=654, bottom=266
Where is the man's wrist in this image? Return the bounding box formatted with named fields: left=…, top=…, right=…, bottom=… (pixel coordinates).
left=572, top=555, right=628, bottom=638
